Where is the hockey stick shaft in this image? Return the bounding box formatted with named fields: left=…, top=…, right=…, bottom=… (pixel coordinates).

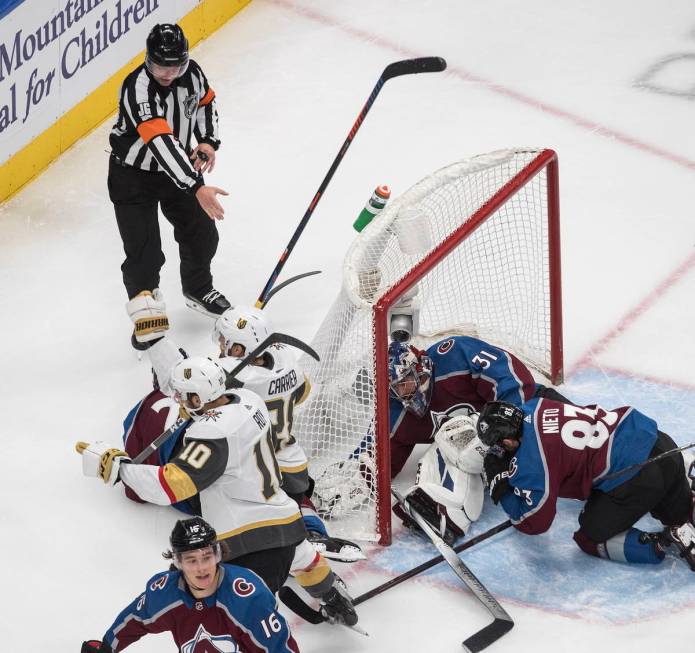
left=279, top=519, right=511, bottom=624
left=254, top=56, right=447, bottom=309
left=392, top=489, right=513, bottom=652
left=601, top=441, right=695, bottom=482
left=131, top=333, right=320, bottom=464
left=354, top=519, right=512, bottom=606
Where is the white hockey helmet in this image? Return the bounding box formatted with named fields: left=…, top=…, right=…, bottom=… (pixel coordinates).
left=214, top=305, right=273, bottom=358
left=170, top=356, right=226, bottom=413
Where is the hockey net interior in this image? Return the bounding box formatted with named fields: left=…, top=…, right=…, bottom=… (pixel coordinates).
left=293, top=148, right=563, bottom=545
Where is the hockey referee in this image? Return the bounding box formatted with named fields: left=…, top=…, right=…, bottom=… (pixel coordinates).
left=108, top=23, right=231, bottom=347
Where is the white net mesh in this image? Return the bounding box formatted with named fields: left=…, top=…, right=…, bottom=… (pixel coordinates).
left=294, top=148, right=559, bottom=542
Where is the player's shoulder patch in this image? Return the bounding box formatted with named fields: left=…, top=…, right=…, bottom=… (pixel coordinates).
left=436, top=338, right=455, bottom=355
left=232, top=576, right=256, bottom=598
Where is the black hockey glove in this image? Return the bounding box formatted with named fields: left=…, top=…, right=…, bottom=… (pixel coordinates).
left=483, top=449, right=513, bottom=505
left=81, top=641, right=112, bottom=653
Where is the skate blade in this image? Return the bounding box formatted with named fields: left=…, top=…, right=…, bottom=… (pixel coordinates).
left=344, top=623, right=369, bottom=637
left=184, top=298, right=219, bottom=319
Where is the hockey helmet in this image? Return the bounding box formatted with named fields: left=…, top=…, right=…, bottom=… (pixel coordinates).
left=388, top=341, right=433, bottom=417
left=214, top=305, right=273, bottom=358
left=169, top=517, right=221, bottom=566
left=145, top=24, right=189, bottom=78
left=169, top=356, right=226, bottom=414
left=477, top=401, right=524, bottom=447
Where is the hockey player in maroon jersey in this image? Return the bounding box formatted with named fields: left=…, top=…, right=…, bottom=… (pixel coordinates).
left=477, top=399, right=695, bottom=569
left=314, top=335, right=568, bottom=542
left=81, top=517, right=301, bottom=653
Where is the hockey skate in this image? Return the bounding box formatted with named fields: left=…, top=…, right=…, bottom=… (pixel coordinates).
left=307, top=531, right=366, bottom=563
left=658, top=523, right=695, bottom=570
left=183, top=288, right=231, bottom=318
left=319, top=576, right=359, bottom=627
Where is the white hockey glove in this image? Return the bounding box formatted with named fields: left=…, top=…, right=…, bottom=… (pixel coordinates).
left=127, top=289, right=169, bottom=344
left=76, top=441, right=131, bottom=485
left=434, top=414, right=488, bottom=474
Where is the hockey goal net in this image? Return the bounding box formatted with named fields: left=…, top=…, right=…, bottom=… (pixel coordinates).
left=294, top=148, right=563, bottom=545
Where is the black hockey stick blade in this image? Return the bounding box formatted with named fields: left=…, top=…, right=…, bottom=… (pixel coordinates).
left=383, top=56, right=447, bottom=80
left=392, top=489, right=513, bottom=652
left=279, top=586, right=326, bottom=624
left=462, top=618, right=515, bottom=653
left=262, top=270, right=321, bottom=306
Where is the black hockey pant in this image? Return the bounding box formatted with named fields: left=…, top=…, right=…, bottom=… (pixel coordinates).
left=577, top=431, right=692, bottom=544
left=225, top=544, right=296, bottom=594
left=108, top=157, right=219, bottom=299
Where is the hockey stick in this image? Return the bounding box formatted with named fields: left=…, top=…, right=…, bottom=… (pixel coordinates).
left=600, top=441, right=695, bottom=482
left=254, top=56, right=447, bottom=309
left=130, top=333, right=319, bottom=464
left=261, top=270, right=321, bottom=307
left=279, top=519, right=512, bottom=623
left=392, top=489, right=513, bottom=653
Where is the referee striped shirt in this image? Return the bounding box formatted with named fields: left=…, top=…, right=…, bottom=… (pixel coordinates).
left=110, top=60, right=220, bottom=193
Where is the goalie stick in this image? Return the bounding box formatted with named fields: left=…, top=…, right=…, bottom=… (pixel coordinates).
left=130, top=333, right=319, bottom=464
left=279, top=518, right=512, bottom=625
left=255, top=56, right=447, bottom=309
left=392, top=489, right=513, bottom=652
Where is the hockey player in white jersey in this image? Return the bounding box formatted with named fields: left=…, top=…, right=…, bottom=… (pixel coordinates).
left=79, top=357, right=359, bottom=627
left=143, top=304, right=364, bottom=563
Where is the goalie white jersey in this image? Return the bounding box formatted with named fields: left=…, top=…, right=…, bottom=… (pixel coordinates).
left=119, top=387, right=306, bottom=558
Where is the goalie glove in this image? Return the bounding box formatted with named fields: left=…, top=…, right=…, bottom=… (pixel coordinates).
left=127, top=289, right=169, bottom=345
left=76, top=441, right=131, bottom=485
left=434, top=413, right=488, bottom=474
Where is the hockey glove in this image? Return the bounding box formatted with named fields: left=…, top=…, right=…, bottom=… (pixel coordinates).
left=81, top=641, right=112, bottom=653
left=483, top=449, right=513, bottom=505
left=76, top=441, right=131, bottom=485
left=127, top=289, right=169, bottom=345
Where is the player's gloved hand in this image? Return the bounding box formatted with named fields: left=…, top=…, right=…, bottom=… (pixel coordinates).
left=483, top=449, right=512, bottom=504
left=76, top=441, right=131, bottom=485
left=81, top=640, right=112, bottom=653
left=126, top=289, right=169, bottom=346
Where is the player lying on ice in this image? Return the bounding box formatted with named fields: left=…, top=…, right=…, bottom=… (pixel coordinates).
left=79, top=356, right=359, bottom=627
left=315, top=334, right=570, bottom=545
left=127, top=296, right=364, bottom=564
left=82, top=517, right=301, bottom=653
left=477, top=399, right=695, bottom=569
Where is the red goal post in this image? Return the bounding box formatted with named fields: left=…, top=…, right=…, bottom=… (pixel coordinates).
left=294, top=148, right=563, bottom=545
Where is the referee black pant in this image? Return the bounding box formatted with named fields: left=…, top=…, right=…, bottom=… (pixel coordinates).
left=108, top=157, right=219, bottom=299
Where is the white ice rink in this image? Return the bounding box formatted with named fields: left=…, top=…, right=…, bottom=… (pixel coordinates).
left=1, top=1, right=694, bottom=651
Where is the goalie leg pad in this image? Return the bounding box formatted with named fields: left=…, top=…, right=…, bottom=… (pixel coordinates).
left=396, top=443, right=485, bottom=542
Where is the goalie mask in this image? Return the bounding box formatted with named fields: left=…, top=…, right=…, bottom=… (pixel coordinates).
left=169, top=356, right=226, bottom=415
left=477, top=401, right=524, bottom=447
left=388, top=341, right=433, bottom=418
left=214, top=305, right=272, bottom=358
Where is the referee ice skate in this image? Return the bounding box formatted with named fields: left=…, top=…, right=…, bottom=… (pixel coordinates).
left=108, top=23, right=231, bottom=345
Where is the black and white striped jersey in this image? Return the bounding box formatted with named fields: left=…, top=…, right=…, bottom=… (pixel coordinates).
left=109, top=60, right=220, bottom=193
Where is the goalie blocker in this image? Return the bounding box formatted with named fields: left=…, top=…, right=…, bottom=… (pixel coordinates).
left=394, top=414, right=487, bottom=544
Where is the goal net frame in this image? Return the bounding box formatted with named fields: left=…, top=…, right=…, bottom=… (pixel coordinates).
left=296, top=148, right=562, bottom=545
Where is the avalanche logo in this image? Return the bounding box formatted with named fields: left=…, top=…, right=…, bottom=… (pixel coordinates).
left=436, top=339, right=455, bottom=355
left=181, top=624, right=238, bottom=653
left=232, top=577, right=256, bottom=597
left=429, top=403, right=476, bottom=437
